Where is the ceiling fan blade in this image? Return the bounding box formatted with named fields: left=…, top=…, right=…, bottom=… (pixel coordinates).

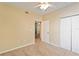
left=34, top=4, right=42, bottom=8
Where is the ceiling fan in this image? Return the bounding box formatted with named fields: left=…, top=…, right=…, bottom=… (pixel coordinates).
left=35, top=2, right=52, bottom=11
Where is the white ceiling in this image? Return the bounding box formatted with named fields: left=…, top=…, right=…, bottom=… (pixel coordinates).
left=7, top=2, right=74, bottom=15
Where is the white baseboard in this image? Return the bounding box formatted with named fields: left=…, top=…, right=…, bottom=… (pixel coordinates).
left=49, top=43, right=60, bottom=47
left=0, top=43, right=34, bottom=54
left=42, top=41, right=60, bottom=47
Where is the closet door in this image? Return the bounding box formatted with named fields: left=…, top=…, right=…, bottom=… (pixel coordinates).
left=60, top=17, right=72, bottom=50
left=72, top=16, right=79, bottom=53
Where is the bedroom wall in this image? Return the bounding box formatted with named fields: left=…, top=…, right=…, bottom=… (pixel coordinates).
left=43, top=3, right=79, bottom=47
left=0, top=4, right=39, bottom=53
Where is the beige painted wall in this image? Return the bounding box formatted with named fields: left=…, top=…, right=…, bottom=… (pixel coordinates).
left=0, top=4, right=38, bottom=53
left=43, top=3, right=79, bottom=47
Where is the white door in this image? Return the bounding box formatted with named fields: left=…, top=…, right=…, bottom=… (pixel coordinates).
left=41, top=20, right=50, bottom=43
left=72, top=16, right=79, bottom=53
left=60, top=17, right=72, bottom=50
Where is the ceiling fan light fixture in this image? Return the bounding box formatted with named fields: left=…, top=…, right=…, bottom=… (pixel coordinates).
left=34, top=2, right=52, bottom=11
left=39, top=2, right=51, bottom=11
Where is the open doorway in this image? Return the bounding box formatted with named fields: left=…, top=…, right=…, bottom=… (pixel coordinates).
left=35, top=20, right=50, bottom=43
left=35, top=21, right=41, bottom=41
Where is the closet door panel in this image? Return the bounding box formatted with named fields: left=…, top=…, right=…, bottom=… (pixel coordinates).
left=72, top=16, right=79, bottom=53
left=60, top=17, right=71, bottom=50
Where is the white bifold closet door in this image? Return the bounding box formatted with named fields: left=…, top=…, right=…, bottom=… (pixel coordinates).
left=72, top=15, right=79, bottom=53
left=60, top=15, right=79, bottom=53
left=60, top=17, right=72, bottom=50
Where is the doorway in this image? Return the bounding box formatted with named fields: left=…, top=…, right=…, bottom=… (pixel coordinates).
left=35, top=20, right=50, bottom=43
left=35, top=21, right=41, bottom=40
